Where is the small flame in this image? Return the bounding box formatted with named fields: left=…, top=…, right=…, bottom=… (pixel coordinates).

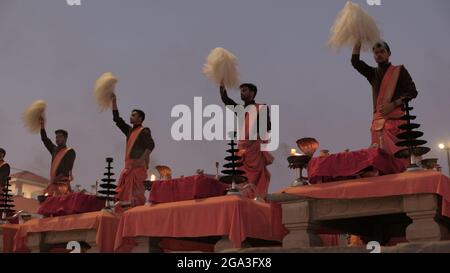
left=44, top=193, right=49, bottom=196
left=150, top=174, right=156, bottom=181
left=290, top=149, right=297, bottom=155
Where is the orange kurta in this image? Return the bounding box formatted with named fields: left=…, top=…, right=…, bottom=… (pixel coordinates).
left=237, top=103, right=274, bottom=199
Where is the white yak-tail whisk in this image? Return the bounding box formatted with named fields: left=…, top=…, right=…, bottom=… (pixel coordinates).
left=328, top=1, right=381, bottom=52
left=203, top=47, right=240, bottom=90
left=93, top=72, right=118, bottom=112
left=22, top=100, right=47, bottom=134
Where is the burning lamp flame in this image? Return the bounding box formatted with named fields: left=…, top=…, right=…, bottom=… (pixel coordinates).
left=290, top=148, right=302, bottom=156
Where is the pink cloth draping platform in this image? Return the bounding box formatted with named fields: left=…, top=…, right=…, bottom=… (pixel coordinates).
left=13, top=211, right=119, bottom=253
left=280, top=171, right=450, bottom=218
left=115, top=195, right=288, bottom=252
left=1, top=224, right=19, bottom=253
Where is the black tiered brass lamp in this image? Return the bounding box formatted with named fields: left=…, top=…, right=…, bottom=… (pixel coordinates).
left=97, top=157, right=117, bottom=211
left=219, top=132, right=248, bottom=195
left=0, top=177, right=15, bottom=224
left=394, top=99, right=430, bottom=171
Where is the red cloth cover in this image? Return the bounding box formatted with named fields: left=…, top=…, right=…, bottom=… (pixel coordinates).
left=149, top=175, right=228, bottom=204
left=307, top=148, right=405, bottom=183
left=38, top=192, right=105, bottom=216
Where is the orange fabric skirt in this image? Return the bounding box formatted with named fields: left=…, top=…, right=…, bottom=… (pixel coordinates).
left=371, top=119, right=409, bottom=168
left=44, top=177, right=71, bottom=196
left=238, top=140, right=274, bottom=199
left=116, top=160, right=147, bottom=207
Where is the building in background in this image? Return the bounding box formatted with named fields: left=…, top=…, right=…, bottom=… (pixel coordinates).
left=0, top=171, right=49, bottom=219
left=10, top=171, right=49, bottom=200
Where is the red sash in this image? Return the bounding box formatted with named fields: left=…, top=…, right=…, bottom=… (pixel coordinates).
left=372, top=65, right=403, bottom=131
left=125, top=126, right=144, bottom=161
left=50, top=147, right=73, bottom=182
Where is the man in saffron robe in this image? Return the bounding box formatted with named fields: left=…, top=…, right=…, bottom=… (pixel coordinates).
left=39, top=118, right=76, bottom=196
left=0, top=148, right=10, bottom=191
left=111, top=94, right=155, bottom=207
left=219, top=83, right=274, bottom=199
left=352, top=41, right=418, bottom=160
left=0, top=148, right=12, bottom=220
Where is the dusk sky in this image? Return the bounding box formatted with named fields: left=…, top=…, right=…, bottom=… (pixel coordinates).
left=0, top=0, right=449, bottom=192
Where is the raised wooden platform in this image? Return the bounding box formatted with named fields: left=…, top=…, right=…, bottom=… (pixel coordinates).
left=268, top=192, right=450, bottom=248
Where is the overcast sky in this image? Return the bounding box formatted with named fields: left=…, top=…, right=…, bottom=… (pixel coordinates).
left=0, top=0, right=449, bottom=192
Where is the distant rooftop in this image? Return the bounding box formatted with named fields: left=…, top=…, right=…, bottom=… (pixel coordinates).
left=10, top=171, right=50, bottom=186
